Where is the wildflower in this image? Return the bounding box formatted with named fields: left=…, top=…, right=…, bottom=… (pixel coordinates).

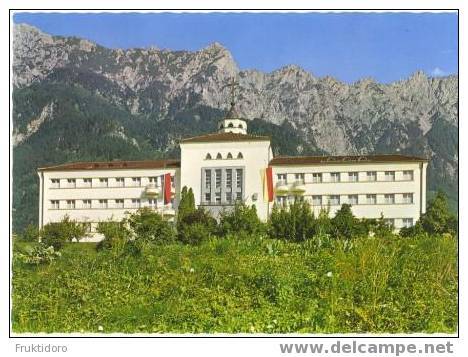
left=250, top=325, right=255, bottom=332
left=189, top=268, right=195, bottom=273
left=326, top=271, right=333, bottom=278
left=98, top=325, right=104, bottom=331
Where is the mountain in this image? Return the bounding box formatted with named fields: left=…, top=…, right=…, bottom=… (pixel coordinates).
left=12, top=24, right=458, bottom=232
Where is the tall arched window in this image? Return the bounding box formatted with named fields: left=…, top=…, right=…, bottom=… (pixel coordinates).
left=228, top=122, right=234, bottom=128
left=227, top=152, right=233, bottom=159
left=216, top=153, right=223, bottom=159
left=205, top=153, right=212, bottom=160
left=237, top=152, right=243, bottom=159
left=238, top=124, right=244, bottom=129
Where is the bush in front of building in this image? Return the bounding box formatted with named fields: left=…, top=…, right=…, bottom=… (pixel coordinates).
left=126, top=207, right=175, bottom=244
left=177, top=207, right=217, bottom=244
left=399, top=191, right=457, bottom=238
left=14, top=243, right=61, bottom=265
left=268, top=200, right=316, bottom=242
left=420, top=191, right=457, bottom=236
left=96, top=221, right=131, bottom=253
left=330, top=204, right=369, bottom=240
left=40, top=215, right=87, bottom=250
left=217, top=202, right=266, bottom=237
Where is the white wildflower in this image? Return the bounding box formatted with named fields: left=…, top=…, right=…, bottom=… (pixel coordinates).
left=326, top=271, right=333, bottom=278
left=189, top=268, right=195, bottom=273
left=98, top=325, right=104, bottom=331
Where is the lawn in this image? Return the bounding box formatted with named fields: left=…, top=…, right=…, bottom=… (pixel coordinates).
left=12, top=234, right=458, bottom=334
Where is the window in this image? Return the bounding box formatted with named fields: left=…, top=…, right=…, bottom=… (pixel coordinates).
left=366, top=194, right=377, bottom=205
left=67, top=200, right=75, bottom=209
left=205, top=170, right=212, bottom=189
left=312, top=173, right=322, bottom=183
left=82, top=199, right=91, bottom=209
left=216, top=153, right=222, bottom=159
left=84, top=222, right=92, bottom=233
left=51, top=179, right=60, bottom=188
left=385, top=171, right=395, bottom=181
left=384, top=219, right=395, bottom=228
left=236, top=191, right=242, bottom=201
left=277, top=173, right=287, bottom=183
left=348, top=195, right=358, bottom=205
left=131, top=199, right=140, bottom=208
left=237, top=152, right=243, bottom=159
left=148, top=199, right=156, bottom=208
left=215, top=192, right=221, bottom=204
left=403, top=193, right=413, bottom=204
left=205, top=193, right=211, bottom=203
left=99, top=178, right=108, bottom=187
left=329, top=195, right=340, bottom=205
left=276, top=196, right=287, bottom=206
left=226, top=192, right=232, bottom=203
left=295, top=173, right=305, bottom=183
left=226, top=169, right=232, bottom=188
left=83, top=178, right=92, bottom=187
left=99, top=199, right=108, bottom=209
left=228, top=122, right=234, bottom=128
left=148, top=177, right=158, bottom=185
left=403, top=170, right=414, bottom=181
left=402, top=218, right=414, bottom=228
left=205, top=153, right=212, bottom=160
left=312, top=195, right=322, bottom=206
left=115, top=177, right=125, bottom=187
left=171, top=176, right=175, bottom=187
left=132, top=177, right=141, bottom=187
left=367, top=171, right=377, bottom=181
left=330, top=172, right=341, bottom=183
left=67, top=179, right=76, bottom=188
left=384, top=194, right=395, bottom=204
left=215, top=169, right=222, bottom=188
left=50, top=200, right=59, bottom=209
left=236, top=169, right=243, bottom=188
left=348, top=172, right=359, bottom=182
left=227, top=152, right=233, bottom=159
left=115, top=199, right=124, bottom=208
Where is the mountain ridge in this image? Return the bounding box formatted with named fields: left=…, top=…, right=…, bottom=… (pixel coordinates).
left=12, top=23, right=458, bottom=231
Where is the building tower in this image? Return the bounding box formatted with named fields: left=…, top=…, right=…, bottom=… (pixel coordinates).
left=217, top=77, right=247, bottom=135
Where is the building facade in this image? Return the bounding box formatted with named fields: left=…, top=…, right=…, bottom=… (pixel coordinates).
left=37, top=106, right=428, bottom=240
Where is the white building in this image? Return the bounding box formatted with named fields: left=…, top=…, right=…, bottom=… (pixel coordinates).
left=37, top=105, right=428, bottom=240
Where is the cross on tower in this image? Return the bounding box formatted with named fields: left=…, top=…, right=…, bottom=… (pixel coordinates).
left=229, top=76, right=239, bottom=106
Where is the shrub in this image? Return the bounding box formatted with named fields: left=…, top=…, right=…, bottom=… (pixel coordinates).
left=420, top=191, right=457, bottom=236
left=330, top=204, right=368, bottom=240
left=177, top=207, right=217, bottom=244
left=268, top=199, right=315, bottom=241
left=218, top=202, right=265, bottom=237
left=127, top=207, right=175, bottom=244
left=20, top=224, right=39, bottom=242
left=40, top=216, right=86, bottom=250
left=15, top=244, right=61, bottom=265
left=399, top=221, right=425, bottom=238
left=369, top=214, right=396, bottom=239
left=96, top=221, right=130, bottom=252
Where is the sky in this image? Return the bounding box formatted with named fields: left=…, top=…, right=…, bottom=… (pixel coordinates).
left=13, top=12, right=458, bottom=84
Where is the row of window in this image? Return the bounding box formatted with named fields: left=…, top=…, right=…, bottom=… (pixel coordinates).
left=204, top=168, right=243, bottom=190
left=205, top=152, right=243, bottom=160
left=277, top=170, right=414, bottom=184
left=49, top=198, right=173, bottom=210
left=276, top=193, right=414, bottom=206
left=50, top=176, right=173, bottom=189
left=203, top=191, right=243, bottom=204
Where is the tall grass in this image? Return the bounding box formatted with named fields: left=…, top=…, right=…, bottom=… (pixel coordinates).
left=12, top=234, right=457, bottom=333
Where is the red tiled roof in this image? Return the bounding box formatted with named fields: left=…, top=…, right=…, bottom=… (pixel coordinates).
left=38, top=159, right=180, bottom=172
left=269, top=154, right=428, bottom=166
left=180, top=132, right=270, bottom=143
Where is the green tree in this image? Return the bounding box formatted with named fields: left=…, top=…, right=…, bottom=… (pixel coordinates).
left=126, top=208, right=175, bottom=244
left=420, top=191, right=457, bottom=235
left=177, top=207, right=217, bottom=244
left=20, top=224, right=39, bottom=242
left=177, top=186, right=196, bottom=223
left=330, top=204, right=368, bottom=240
left=40, top=215, right=86, bottom=250
left=218, top=202, right=265, bottom=237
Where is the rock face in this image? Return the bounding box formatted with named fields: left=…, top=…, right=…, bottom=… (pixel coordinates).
left=12, top=24, right=459, bottom=221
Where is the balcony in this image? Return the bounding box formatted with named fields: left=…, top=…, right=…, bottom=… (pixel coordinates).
left=145, top=184, right=160, bottom=197
left=275, top=180, right=289, bottom=195
left=290, top=180, right=306, bottom=195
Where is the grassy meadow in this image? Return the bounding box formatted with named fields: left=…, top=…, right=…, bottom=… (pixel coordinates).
left=12, top=233, right=458, bottom=334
